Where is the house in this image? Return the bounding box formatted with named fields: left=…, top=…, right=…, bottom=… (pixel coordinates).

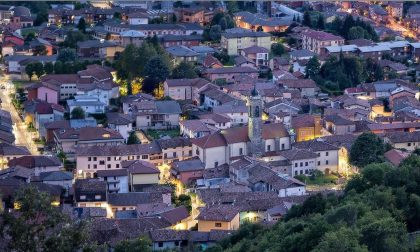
left=212, top=103, right=248, bottom=125
left=387, top=2, right=403, bottom=18
left=407, top=4, right=420, bottom=19
left=269, top=57, right=290, bottom=71
left=196, top=205, right=240, bottom=232
left=5, top=55, right=57, bottom=75
left=171, top=158, right=205, bottom=185
left=290, top=115, right=322, bottom=142
left=126, top=11, right=148, bottom=25
left=357, top=45, right=392, bottom=61
left=67, top=95, right=106, bottom=115
left=383, top=131, right=420, bottom=152
left=23, top=100, right=65, bottom=138
left=44, top=118, right=97, bottom=144
left=133, top=100, right=182, bottom=130
left=74, top=179, right=108, bottom=208
left=221, top=31, right=271, bottom=56
left=198, top=113, right=232, bottom=129
left=202, top=54, right=223, bottom=69
left=156, top=137, right=192, bottom=165
left=323, top=115, right=356, bottom=135
left=8, top=155, right=62, bottom=176
left=202, top=67, right=259, bottom=82
left=289, top=49, right=316, bottom=61
left=122, top=160, right=160, bottom=192
left=164, top=78, right=210, bottom=101
left=369, top=5, right=389, bottom=23
left=264, top=99, right=301, bottom=116
left=97, top=169, right=129, bottom=194
left=121, top=93, right=156, bottom=114
left=293, top=139, right=340, bottom=174
left=54, top=127, right=124, bottom=158
left=76, top=40, right=124, bottom=60
left=161, top=34, right=202, bottom=48
left=106, top=113, right=133, bottom=142
left=75, top=142, right=163, bottom=178
left=120, top=30, right=146, bottom=47
left=0, top=143, right=31, bottom=169
left=107, top=192, right=167, bottom=215
left=270, top=149, right=318, bottom=176
left=301, top=29, right=345, bottom=54
left=197, top=164, right=230, bottom=188
left=278, top=79, right=319, bottom=97
left=240, top=46, right=269, bottom=67
left=37, top=171, right=73, bottom=193
left=384, top=149, right=409, bottom=166
left=180, top=120, right=216, bottom=138
left=234, top=11, right=292, bottom=32
left=166, top=46, right=199, bottom=65
left=201, top=88, right=242, bottom=109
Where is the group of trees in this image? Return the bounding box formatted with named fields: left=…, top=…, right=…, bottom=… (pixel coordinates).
left=25, top=59, right=101, bottom=80
left=209, top=148, right=420, bottom=252
left=113, top=40, right=197, bottom=95
left=300, top=12, right=378, bottom=42
left=305, top=53, right=385, bottom=93
left=203, top=12, right=235, bottom=41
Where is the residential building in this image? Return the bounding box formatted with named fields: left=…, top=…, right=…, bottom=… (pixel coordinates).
left=202, top=67, right=258, bottom=82
left=0, top=143, right=31, bottom=169
left=240, top=46, right=269, bottom=67
left=106, top=113, right=133, bottom=142
left=122, top=160, right=160, bottom=191
left=133, top=100, right=182, bottom=130
left=74, top=179, right=108, bottom=208
left=383, top=131, right=420, bottom=152
left=301, top=29, right=345, bottom=54
left=67, top=95, right=106, bottom=115
left=8, top=155, right=62, bottom=176
left=164, top=78, right=210, bottom=101
left=76, top=40, right=124, bottom=60
left=171, top=158, right=204, bottom=185
left=97, top=169, right=129, bottom=194
left=166, top=46, right=198, bottom=65
left=221, top=31, right=271, bottom=56
left=196, top=205, right=240, bottom=232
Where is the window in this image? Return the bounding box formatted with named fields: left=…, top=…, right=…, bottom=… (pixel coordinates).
left=164, top=153, right=167, bottom=159
left=214, top=162, right=219, bottom=167
left=295, top=163, right=298, bottom=167
left=95, top=195, right=101, bottom=200
left=300, top=162, right=303, bottom=167
left=305, top=162, right=308, bottom=166
left=281, top=144, right=285, bottom=150
left=93, top=157, right=97, bottom=161
left=239, top=148, right=243, bottom=155
left=158, top=242, right=163, bottom=248
left=317, top=161, right=320, bottom=166
left=116, top=164, right=120, bottom=168
left=142, top=155, right=148, bottom=159
left=173, top=152, right=177, bottom=157
left=99, top=161, right=105, bottom=165
left=325, top=152, right=329, bottom=156
left=267, top=145, right=271, bottom=151
left=408, top=143, right=412, bottom=147
left=175, top=241, right=179, bottom=246
left=88, top=164, right=90, bottom=169
left=80, top=195, right=86, bottom=200
left=94, top=164, right=97, bottom=169
left=215, top=223, right=222, bottom=227
left=326, top=160, right=329, bottom=165
left=107, top=164, right=111, bottom=169
left=88, top=157, right=91, bottom=161
left=196, top=149, right=199, bottom=155
left=107, top=157, right=111, bottom=161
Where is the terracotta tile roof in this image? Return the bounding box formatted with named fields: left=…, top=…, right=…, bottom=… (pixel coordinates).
left=278, top=79, right=318, bottom=89
left=196, top=205, right=240, bottom=221
left=324, top=114, right=355, bottom=126
left=96, top=168, right=128, bottom=177
left=122, top=160, right=160, bottom=174
left=165, top=78, right=210, bottom=88
left=384, top=149, right=409, bottom=166
left=156, top=137, right=191, bottom=149
left=75, top=178, right=107, bottom=193
left=75, top=142, right=161, bottom=156
left=171, top=158, right=204, bottom=173
left=54, top=127, right=123, bottom=141
left=106, top=113, right=133, bottom=125
left=293, top=139, right=340, bottom=152
left=203, top=55, right=223, bottom=68
left=0, top=143, right=30, bottom=156
left=301, top=29, right=344, bottom=41
left=159, top=206, right=189, bottom=225
left=385, top=131, right=420, bottom=143
left=203, top=66, right=258, bottom=74
left=275, top=149, right=318, bottom=161
left=8, top=155, right=61, bottom=168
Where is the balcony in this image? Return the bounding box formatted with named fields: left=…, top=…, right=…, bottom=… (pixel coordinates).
left=108, top=186, right=120, bottom=192
left=107, top=178, right=120, bottom=183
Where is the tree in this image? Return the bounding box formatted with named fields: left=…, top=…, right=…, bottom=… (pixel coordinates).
left=171, top=62, right=198, bottom=79
left=209, top=25, right=222, bottom=41
left=365, top=58, right=383, bottom=82
left=53, top=61, right=64, bottom=74
left=43, top=62, right=54, bottom=74
left=34, top=8, right=48, bottom=26
left=350, top=132, right=385, bottom=168
left=62, top=30, right=87, bottom=48
left=305, top=56, right=320, bottom=78
left=296, top=15, right=301, bottom=23
left=114, top=237, right=152, bottom=252
left=113, top=12, right=122, bottom=20
left=256, top=26, right=263, bottom=31
left=144, top=56, right=170, bottom=84
left=32, top=62, right=45, bottom=79
left=71, top=107, right=86, bottom=119
left=77, top=17, right=86, bottom=33
left=218, top=17, right=228, bottom=30
left=25, top=63, right=35, bottom=80
left=32, top=45, right=47, bottom=56
left=317, top=15, right=325, bottom=30
left=2, top=186, right=91, bottom=251
left=271, top=43, right=286, bottom=56
left=348, top=26, right=367, bottom=40
left=302, top=11, right=312, bottom=27
left=127, top=131, right=140, bottom=145
left=313, top=227, right=368, bottom=252
left=57, top=48, right=77, bottom=62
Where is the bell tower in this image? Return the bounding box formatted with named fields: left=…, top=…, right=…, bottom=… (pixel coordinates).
left=247, top=86, right=264, bottom=156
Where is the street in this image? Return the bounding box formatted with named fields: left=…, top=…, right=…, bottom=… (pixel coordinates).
left=0, top=74, right=39, bottom=154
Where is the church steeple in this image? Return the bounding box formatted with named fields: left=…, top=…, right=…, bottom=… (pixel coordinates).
left=247, top=85, right=264, bottom=156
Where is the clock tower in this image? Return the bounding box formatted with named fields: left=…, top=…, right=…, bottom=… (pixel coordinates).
left=247, top=86, right=264, bottom=156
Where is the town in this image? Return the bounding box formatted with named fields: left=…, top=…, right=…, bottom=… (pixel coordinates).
left=0, top=1, right=419, bottom=251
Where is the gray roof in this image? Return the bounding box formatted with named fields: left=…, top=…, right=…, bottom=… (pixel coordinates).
left=166, top=45, right=198, bottom=57
left=171, top=158, right=204, bottom=172
left=40, top=171, right=73, bottom=181
left=76, top=40, right=118, bottom=48
left=108, top=192, right=162, bottom=206
left=222, top=31, right=271, bottom=39
left=155, top=101, right=182, bottom=114
left=289, top=49, right=316, bottom=58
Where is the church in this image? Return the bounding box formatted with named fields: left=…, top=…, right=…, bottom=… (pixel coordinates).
left=191, top=87, right=291, bottom=169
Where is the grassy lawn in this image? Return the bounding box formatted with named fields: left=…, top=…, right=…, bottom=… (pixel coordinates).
left=146, top=129, right=180, bottom=140
left=296, top=172, right=339, bottom=186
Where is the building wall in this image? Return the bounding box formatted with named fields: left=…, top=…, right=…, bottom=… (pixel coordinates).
left=315, top=150, right=339, bottom=173
left=198, top=213, right=240, bottom=232
left=278, top=186, right=306, bottom=197
left=222, top=36, right=271, bottom=56
left=165, top=85, right=193, bottom=100
left=37, top=86, right=58, bottom=104
left=131, top=173, right=159, bottom=186
left=291, top=158, right=316, bottom=176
